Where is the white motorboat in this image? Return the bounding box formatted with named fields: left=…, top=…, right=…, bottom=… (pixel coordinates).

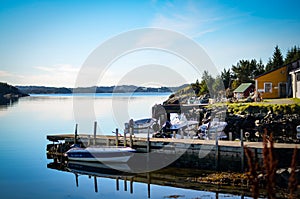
left=124, top=118, right=158, bottom=138
left=65, top=145, right=136, bottom=163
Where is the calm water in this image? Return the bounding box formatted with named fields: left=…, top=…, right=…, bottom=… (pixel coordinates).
left=0, top=93, right=249, bottom=199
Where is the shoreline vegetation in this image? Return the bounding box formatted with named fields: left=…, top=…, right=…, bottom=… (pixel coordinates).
left=0, top=82, right=29, bottom=105
left=16, top=84, right=186, bottom=94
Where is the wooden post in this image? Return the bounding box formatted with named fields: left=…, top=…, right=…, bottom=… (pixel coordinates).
left=180, top=129, right=184, bottom=139
left=94, top=176, right=98, bottom=193
left=129, top=119, right=133, bottom=148
left=147, top=127, right=150, bottom=153
left=215, top=131, right=219, bottom=170
left=123, top=130, right=127, bottom=147
left=74, top=123, right=78, bottom=144
left=115, top=128, right=119, bottom=147
left=87, top=135, right=90, bottom=146
left=93, top=121, right=97, bottom=145
left=240, top=129, right=244, bottom=172
left=229, top=132, right=232, bottom=141
left=129, top=127, right=133, bottom=148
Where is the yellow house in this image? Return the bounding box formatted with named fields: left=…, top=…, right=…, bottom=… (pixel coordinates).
left=254, top=65, right=288, bottom=99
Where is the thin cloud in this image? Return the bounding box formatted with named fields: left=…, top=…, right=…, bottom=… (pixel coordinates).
left=149, top=1, right=238, bottom=38
left=10, top=64, right=81, bottom=87
left=0, top=70, right=13, bottom=77
left=35, top=64, right=79, bottom=73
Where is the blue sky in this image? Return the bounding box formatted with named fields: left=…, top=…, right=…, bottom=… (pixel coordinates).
left=1, top=0, right=300, bottom=87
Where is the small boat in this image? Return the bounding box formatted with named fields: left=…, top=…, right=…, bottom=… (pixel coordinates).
left=65, top=145, right=136, bottom=163
left=199, top=118, right=228, bottom=140
left=124, top=118, right=158, bottom=138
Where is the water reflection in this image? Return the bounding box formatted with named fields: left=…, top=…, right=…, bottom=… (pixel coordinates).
left=47, top=157, right=251, bottom=199
left=0, top=96, right=19, bottom=107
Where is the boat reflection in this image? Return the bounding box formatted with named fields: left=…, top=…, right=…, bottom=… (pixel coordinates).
left=47, top=158, right=252, bottom=199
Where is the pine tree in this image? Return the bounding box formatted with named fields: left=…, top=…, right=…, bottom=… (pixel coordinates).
left=284, top=45, right=300, bottom=64
left=221, top=68, right=232, bottom=89
left=272, top=45, right=284, bottom=68
left=265, top=46, right=284, bottom=72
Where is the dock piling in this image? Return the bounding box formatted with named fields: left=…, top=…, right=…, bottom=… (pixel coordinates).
left=115, top=128, right=119, bottom=147
left=240, top=129, right=244, bottom=172
left=74, top=123, right=78, bottom=144
left=147, top=126, right=150, bottom=153
left=93, top=121, right=97, bottom=145
left=215, top=132, right=219, bottom=170
left=129, top=119, right=133, bottom=148
left=123, top=130, right=127, bottom=147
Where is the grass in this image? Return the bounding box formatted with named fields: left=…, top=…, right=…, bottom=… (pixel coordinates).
left=291, top=98, right=300, bottom=104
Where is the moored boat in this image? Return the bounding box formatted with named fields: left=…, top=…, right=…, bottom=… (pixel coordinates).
left=124, top=118, right=159, bottom=138
left=65, top=145, right=136, bottom=163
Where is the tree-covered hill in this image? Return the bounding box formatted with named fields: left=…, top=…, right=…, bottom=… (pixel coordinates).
left=0, top=82, right=29, bottom=104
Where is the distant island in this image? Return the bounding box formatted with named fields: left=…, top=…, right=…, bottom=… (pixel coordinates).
left=0, top=82, right=29, bottom=105
left=16, top=85, right=188, bottom=94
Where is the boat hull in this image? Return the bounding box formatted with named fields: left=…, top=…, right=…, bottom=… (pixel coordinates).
left=65, top=147, right=135, bottom=163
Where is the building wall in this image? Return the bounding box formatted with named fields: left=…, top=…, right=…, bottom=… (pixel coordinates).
left=255, top=66, right=288, bottom=99
left=233, top=85, right=254, bottom=99
left=290, top=70, right=300, bottom=98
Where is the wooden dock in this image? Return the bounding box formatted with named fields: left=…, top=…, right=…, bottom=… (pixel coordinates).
left=46, top=133, right=300, bottom=171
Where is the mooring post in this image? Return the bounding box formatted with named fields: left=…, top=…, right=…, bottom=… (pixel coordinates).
left=129, top=127, right=133, bottom=148
left=240, top=129, right=244, bottom=172
left=93, top=121, right=97, bottom=145
left=87, top=135, right=91, bottom=146
left=147, top=126, right=150, bottom=153
left=115, top=128, right=119, bottom=147
left=74, top=123, right=78, bottom=144
left=129, top=119, right=133, bottom=148
left=215, top=132, right=219, bottom=170
left=123, top=130, right=127, bottom=147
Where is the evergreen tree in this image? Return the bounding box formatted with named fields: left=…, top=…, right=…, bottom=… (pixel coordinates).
left=284, top=45, right=300, bottom=64
left=231, top=59, right=256, bottom=83
left=265, top=58, right=273, bottom=72
left=266, top=45, right=284, bottom=71
left=272, top=45, right=284, bottom=68
left=212, top=75, right=224, bottom=96
left=221, top=68, right=232, bottom=89
left=253, top=59, right=265, bottom=77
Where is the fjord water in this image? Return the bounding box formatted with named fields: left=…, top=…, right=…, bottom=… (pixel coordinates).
left=0, top=93, right=246, bottom=199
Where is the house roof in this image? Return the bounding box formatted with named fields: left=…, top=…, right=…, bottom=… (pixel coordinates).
left=254, top=65, right=286, bottom=79
left=234, top=83, right=253, bottom=93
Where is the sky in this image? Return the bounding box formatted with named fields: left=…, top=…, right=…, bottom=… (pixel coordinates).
left=0, top=0, right=300, bottom=87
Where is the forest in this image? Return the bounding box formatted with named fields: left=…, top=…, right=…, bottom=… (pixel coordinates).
left=186, top=45, right=300, bottom=98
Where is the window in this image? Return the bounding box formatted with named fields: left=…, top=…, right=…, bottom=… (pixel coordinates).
left=297, top=73, right=300, bottom=81
left=264, top=82, right=272, bottom=93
